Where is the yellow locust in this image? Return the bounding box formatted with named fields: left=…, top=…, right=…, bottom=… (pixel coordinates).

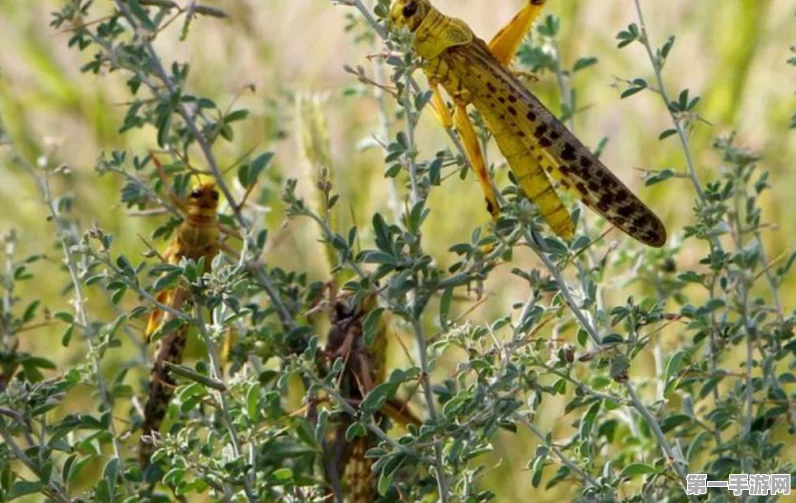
left=389, top=0, right=667, bottom=247
left=139, top=155, right=221, bottom=467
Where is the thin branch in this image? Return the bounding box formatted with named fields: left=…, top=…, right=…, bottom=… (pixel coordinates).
left=194, top=305, right=258, bottom=502
left=516, top=414, right=602, bottom=489
left=523, top=227, right=695, bottom=499
left=630, top=0, right=708, bottom=207
left=0, top=422, right=73, bottom=503
left=138, top=0, right=229, bottom=19
left=21, top=161, right=132, bottom=497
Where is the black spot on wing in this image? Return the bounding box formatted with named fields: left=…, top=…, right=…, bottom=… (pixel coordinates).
left=561, top=143, right=577, bottom=161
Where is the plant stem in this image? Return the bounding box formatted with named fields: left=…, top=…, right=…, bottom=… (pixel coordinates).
left=22, top=164, right=133, bottom=497
left=404, top=74, right=421, bottom=209
left=517, top=414, right=602, bottom=489
left=631, top=0, right=707, bottom=207
left=523, top=227, right=695, bottom=498
left=195, top=305, right=258, bottom=503
left=0, top=422, right=73, bottom=503
left=370, top=16, right=403, bottom=222
left=623, top=383, right=691, bottom=486
left=411, top=319, right=451, bottom=502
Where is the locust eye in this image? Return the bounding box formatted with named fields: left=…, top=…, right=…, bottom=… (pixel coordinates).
left=190, top=190, right=202, bottom=199
left=210, top=190, right=219, bottom=201
left=402, top=0, right=418, bottom=18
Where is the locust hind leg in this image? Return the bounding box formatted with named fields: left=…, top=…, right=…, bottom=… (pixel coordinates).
left=428, top=85, right=500, bottom=221
left=452, top=102, right=501, bottom=220
left=488, top=0, right=548, bottom=66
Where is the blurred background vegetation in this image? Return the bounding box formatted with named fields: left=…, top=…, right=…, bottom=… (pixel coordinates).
left=0, top=0, right=794, bottom=501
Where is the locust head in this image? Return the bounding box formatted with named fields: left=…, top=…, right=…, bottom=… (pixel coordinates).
left=186, top=181, right=219, bottom=214
left=389, top=0, right=472, bottom=59
left=389, top=0, right=430, bottom=33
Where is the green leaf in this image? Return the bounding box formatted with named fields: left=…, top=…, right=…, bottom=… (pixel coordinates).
left=361, top=251, right=396, bottom=266
left=61, top=454, right=76, bottom=488
left=664, top=350, right=688, bottom=396
left=271, top=468, right=293, bottom=481
left=619, top=463, right=656, bottom=478
left=239, top=152, right=274, bottom=188
left=645, top=168, right=675, bottom=186
left=660, top=35, right=676, bottom=59
left=345, top=422, right=366, bottom=442
left=6, top=481, right=43, bottom=501
left=60, top=327, right=73, bottom=347
left=620, top=85, right=645, bottom=99
left=687, top=430, right=710, bottom=463
left=116, top=255, right=134, bottom=275
left=30, top=400, right=59, bottom=417
left=165, top=362, right=226, bottom=391
left=531, top=452, right=546, bottom=488
left=577, top=328, right=588, bottom=347
left=148, top=317, right=184, bottom=344
left=678, top=271, right=704, bottom=283
left=127, top=0, right=156, bottom=31
left=54, top=312, right=74, bottom=323
left=156, top=110, right=172, bottom=148
left=163, top=468, right=184, bottom=486
left=21, top=356, right=56, bottom=370
left=110, top=284, right=127, bottom=305
left=378, top=468, right=395, bottom=496
left=360, top=380, right=399, bottom=414
left=224, top=109, right=249, bottom=123
left=661, top=414, right=692, bottom=433
left=429, top=156, right=443, bottom=185
left=439, top=287, right=453, bottom=329
left=246, top=385, right=260, bottom=421
left=407, top=201, right=428, bottom=234
left=22, top=300, right=40, bottom=323
left=153, top=270, right=181, bottom=292
left=197, top=98, right=217, bottom=109
left=658, top=128, right=677, bottom=141
left=362, top=307, right=385, bottom=347
left=68, top=454, right=92, bottom=482
left=249, top=151, right=274, bottom=185
left=396, top=131, right=408, bottom=150
left=103, top=457, right=119, bottom=486
left=579, top=400, right=602, bottom=439
left=573, top=56, right=598, bottom=72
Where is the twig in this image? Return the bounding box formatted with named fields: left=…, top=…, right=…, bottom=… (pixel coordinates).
left=0, top=423, right=73, bottom=503
left=19, top=159, right=131, bottom=496
left=630, top=0, right=709, bottom=208
left=523, top=227, right=695, bottom=498
left=138, top=0, right=228, bottom=19
left=195, top=304, right=258, bottom=502
left=516, top=414, right=602, bottom=489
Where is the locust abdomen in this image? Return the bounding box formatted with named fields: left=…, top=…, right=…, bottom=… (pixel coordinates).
left=139, top=324, right=189, bottom=466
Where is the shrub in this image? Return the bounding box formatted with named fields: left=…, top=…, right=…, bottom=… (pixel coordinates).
left=0, top=1, right=793, bottom=502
